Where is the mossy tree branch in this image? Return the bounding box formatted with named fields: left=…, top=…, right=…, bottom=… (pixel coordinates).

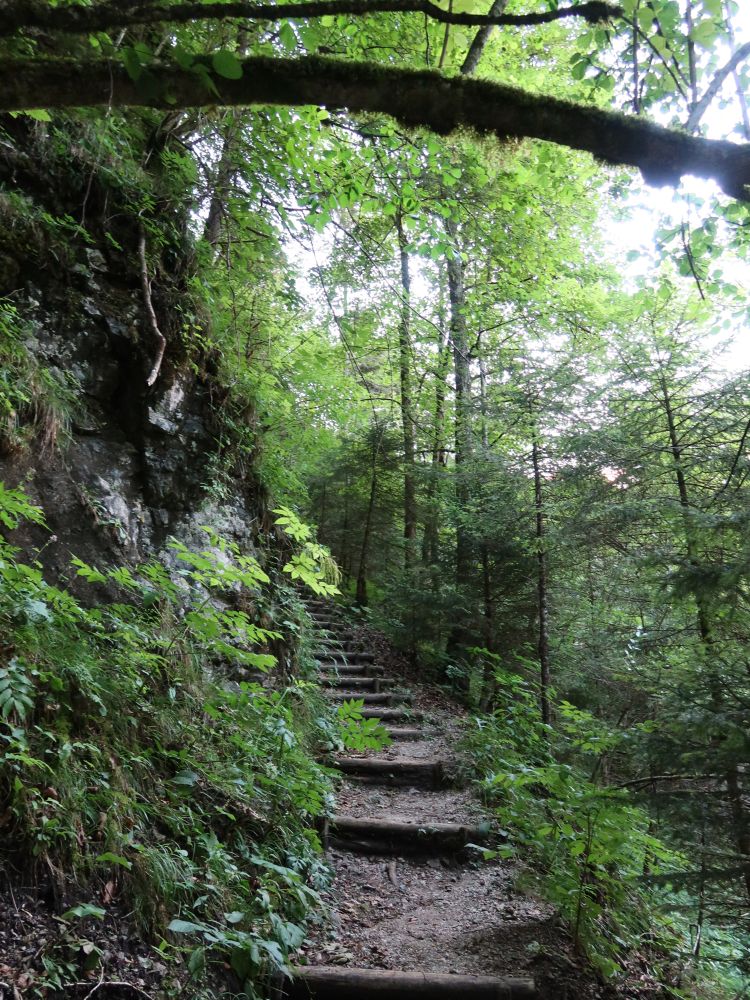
left=3, top=54, right=750, bottom=201
left=0, top=0, right=621, bottom=37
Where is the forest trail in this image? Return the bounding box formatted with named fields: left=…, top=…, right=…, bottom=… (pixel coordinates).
left=283, top=601, right=608, bottom=1000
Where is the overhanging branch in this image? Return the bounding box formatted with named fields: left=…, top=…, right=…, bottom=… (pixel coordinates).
left=2, top=54, right=750, bottom=201
left=686, top=41, right=750, bottom=133
left=0, top=0, right=622, bottom=36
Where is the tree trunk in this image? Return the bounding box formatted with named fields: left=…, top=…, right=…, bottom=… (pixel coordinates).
left=532, top=432, right=551, bottom=727
left=659, top=374, right=710, bottom=642
left=460, top=0, right=510, bottom=76
left=204, top=114, right=240, bottom=250
left=395, top=211, right=418, bottom=569
left=341, top=476, right=352, bottom=582
left=355, top=429, right=380, bottom=607
left=445, top=216, right=473, bottom=593
left=422, top=280, right=450, bottom=567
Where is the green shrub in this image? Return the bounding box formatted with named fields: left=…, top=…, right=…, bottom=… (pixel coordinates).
left=0, top=485, right=336, bottom=995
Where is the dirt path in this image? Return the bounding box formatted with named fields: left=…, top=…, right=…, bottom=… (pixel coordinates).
left=287, top=601, right=619, bottom=1000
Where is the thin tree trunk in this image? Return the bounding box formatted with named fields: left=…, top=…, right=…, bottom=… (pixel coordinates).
left=460, top=0, right=509, bottom=76
left=693, top=815, right=706, bottom=959
left=395, top=211, right=417, bottom=568
left=342, top=474, right=352, bottom=582
left=356, top=430, right=380, bottom=607
left=532, top=432, right=551, bottom=727
left=659, top=374, right=710, bottom=641
left=445, top=216, right=473, bottom=593
left=684, top=0, right=699, bottom=113
left=422, top=281, right=450, bottom=567
left=204, top=110, right=239, bottom=249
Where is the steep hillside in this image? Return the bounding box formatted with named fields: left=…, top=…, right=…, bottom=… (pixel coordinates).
left=0, top=112, right=338, bottom=999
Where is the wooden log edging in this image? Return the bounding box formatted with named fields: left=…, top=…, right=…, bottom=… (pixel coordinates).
left=325, top=691, right=408, bottom=705
left=283, top=966, right=536, bottom=998
left=332, top=756, right=445, bottom=787
left=326, top=814, right=489, bottom=854
left=315, top=651, right=376, bottom=663
left=385, top=727, right=424, bottom=741
left=321, top=676, right=379, bottom=689
left=318, top=663, right=385, bottom=676
left=359, top=708, right=422, bottom=721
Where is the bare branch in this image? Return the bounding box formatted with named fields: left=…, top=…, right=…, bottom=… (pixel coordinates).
left=138, top=227, right=167, bottom=387
left=686, top=41, right=750, bottom=133
left=2, top=54, right=750, bottom=201
left=0, top=0, right=622, bottom=37
left=460, top=0, right=510, bottom=77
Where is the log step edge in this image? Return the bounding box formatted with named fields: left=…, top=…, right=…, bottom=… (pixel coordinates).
left=386, top=726, right=424, bottom=740
left=326, top=814, right=489, bottom=853
left=282, top=967, right=536, bottom=999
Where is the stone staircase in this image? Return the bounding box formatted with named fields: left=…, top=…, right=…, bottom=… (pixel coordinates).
left=280, top=599, right=538, bottom=1000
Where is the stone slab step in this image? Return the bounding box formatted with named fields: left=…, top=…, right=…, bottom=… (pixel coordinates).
left=332, top=756, right=445, bottom=787
left=282, top=968, right=536, bottom=1000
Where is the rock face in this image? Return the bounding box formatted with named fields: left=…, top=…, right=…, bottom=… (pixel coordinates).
left=0, top=120, right=264, bottom=585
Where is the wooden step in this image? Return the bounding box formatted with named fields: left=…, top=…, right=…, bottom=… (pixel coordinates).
left=318, top=663, right=384, bottom=677
left=359, top=708, right=422, bottom=722
left=322, top=676, right=386, bottom=690
left=283, top=968, right=536, bottom=999
left=332, top=756, right=444, bottom=787
left=315, top=651, right=376, bottom=663
left=386, top=727, right=424, bottom=741
left=325, top=814, right=490, bottom=855
left=326, top=692, right=410, bottom=705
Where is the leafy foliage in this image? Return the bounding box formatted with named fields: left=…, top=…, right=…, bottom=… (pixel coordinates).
left=0, top=486, right=337, bottom=994
left=461, top=665, right=685, bottom=978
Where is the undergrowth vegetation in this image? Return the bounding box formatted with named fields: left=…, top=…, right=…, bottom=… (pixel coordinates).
left=0, top=301, right=80, bottom=457
left=460, top=661, right=743, bottom=996
left=0, top=484, right=351, bottom=997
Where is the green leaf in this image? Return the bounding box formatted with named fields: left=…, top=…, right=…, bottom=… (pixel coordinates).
left=172, top=769, right=199, bottom=786
left=10, top=109, right=52, bottom=122
left=690, top=18, right=719, bottom=48
left=188, top=946, right=207, bottom=974
left=168, top=919, right=205, bottom=934
left=212, top=51, right=243, bottom=80
left=173, top=46, right=195, bottom=70
left=96, top=852, right=132, bottom=870
left=122, top=46, right=144, bottom=82
left=280, top=22, right=297, bottom=52
left=62, top=903, right=106, bottom=921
